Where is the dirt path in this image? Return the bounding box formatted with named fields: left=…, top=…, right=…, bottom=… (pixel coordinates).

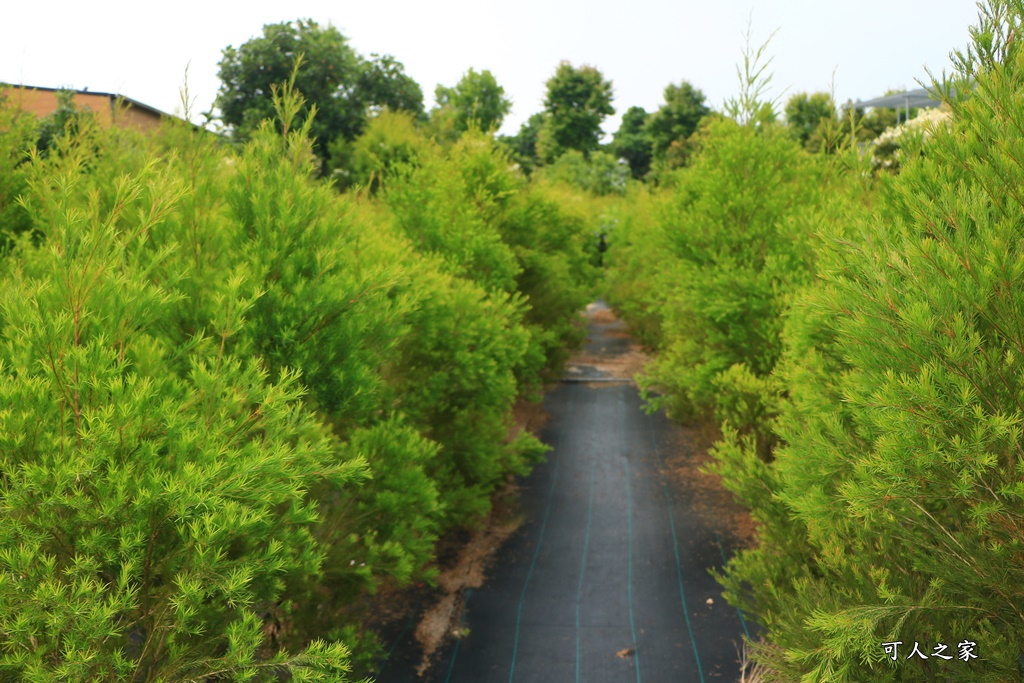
left=376, top=302, right=754, bottom=682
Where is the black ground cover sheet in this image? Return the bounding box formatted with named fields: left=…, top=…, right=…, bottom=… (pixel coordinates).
left=378, top=308, right=753, bottom=683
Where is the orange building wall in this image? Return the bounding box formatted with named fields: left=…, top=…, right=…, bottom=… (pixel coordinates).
left=3, top=87, right=164, bottom=132
left=109, top=101, right=164, bottom=132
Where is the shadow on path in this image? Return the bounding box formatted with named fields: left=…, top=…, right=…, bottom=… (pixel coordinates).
left=377, top=302, right=753, bottom=683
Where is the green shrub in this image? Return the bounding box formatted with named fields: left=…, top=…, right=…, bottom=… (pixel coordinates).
left=635, top=117, right=822, bottom=444
left=0, top=158, right=359, bottom=682
left=385, top=135, right=521, bottom=295
left=497, top=181, right=596, bottom=374
left=537, top=149, right=629, bottom=196
left=328, top=109, right=433, bottom=192
left=224, top=118, right=413, bottom=429
left=390, top=266, right=544, bottom=524
left=0, top=79, right=548, bottom=675
left=0, top=88, right=37, bottom=250
left=602, top=185, right=666, bottom=347
left=215, top=109, right=458, bottom=611
left=385, top=131, right=596, bottom=377
left=713, top=2, right=1024, bottom=679
left=0, top=67, right=595, bottom=676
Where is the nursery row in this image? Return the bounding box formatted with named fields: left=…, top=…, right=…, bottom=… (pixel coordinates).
left=603, top=2, right=1024, bottom=680
left=0, top=81, right=597, bottom=681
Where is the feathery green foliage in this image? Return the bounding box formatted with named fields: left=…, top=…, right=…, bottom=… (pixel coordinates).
left=708, top=1, right=1024, bottom=679
left=0, top=57, right=597, bottom=678
left=0, top=124, right=364, bottom=682
left=537, top=149, right=628, bottom=196
left=784, top=91, right=837, bottom=150
left=328, top=110, right=433, bottom=192
left=0, top=88, right=36, bottom=249
left=613, top=115, right=827, bottom=455
left=385, top=131, right=596, bottom=380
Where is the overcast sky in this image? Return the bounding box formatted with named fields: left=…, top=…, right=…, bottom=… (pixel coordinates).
left=2, top=0, right=980, bottom=138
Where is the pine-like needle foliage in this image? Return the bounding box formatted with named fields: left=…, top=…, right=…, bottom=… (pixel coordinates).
left=712, top=1, right=1024, bottom=680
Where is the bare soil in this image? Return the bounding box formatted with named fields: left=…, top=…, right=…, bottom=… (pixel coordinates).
left=588, top=307, right=619, bottom=324
left=408, top=395, right=546, bottom=676
left=508, top=395, right=550, bottom=439
left=413, top=482, right=523, bottom=676
left=565, top=348, right=651, bottom=385
left=658, top=423, right=758, bottom=550
left=565, top=306, right=652, bottom=386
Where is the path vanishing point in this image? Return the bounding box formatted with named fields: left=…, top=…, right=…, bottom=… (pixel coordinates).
left=377, top=302, right=753, bottom=683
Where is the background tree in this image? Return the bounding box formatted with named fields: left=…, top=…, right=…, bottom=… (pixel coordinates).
left=537, top=62, right=614, bottom=162
left=610, top=105, right=653, bottom=178
left=646, top=81, right=710, bottom=161
left=500, top=112, right=544, bottom=174
left=215, top=19, right=423, bottom=165
left=784, top=91, right=835, bottom=149
left=434, top=68, right=512, bottom=133
left=358, top=53, right=426, bottom=118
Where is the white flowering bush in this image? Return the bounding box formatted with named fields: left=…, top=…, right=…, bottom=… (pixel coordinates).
left=870, top=105, right=952, bottom=171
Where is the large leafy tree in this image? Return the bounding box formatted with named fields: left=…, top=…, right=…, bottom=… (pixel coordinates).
left=434, top=68, right=512, bottom=133
left=537, top=62, right=614, bottom=162
left=646, top=80, right=710, bottom=159
left=215, top=19, right=423, bottom=163
left=358, top=53, right=426, bottom=118
left=500, top=112, right=544, bottom=174
left=610, top=105, right=653, bottom=178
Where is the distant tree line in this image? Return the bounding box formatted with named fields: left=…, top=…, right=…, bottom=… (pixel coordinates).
left=213, top=18, right=911, bottom=194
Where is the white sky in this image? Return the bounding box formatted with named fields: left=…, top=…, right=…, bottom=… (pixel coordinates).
left=2, top=0, right=980, bottom=138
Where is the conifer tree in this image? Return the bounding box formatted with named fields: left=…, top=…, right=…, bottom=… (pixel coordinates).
left=0, top=136, right=361, bottom=681
left=713, top=1, right=1024, bottom=679
left=638, top=116, right=823, bottom=454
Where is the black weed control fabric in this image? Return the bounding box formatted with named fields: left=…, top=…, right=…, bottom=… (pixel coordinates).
left=378, top=307, right=753, bottom=683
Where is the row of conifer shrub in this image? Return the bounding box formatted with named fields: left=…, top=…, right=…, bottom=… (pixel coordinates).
left=605, top=1, right=1024, bottom=679
left=0, top=80, right=595, bottom=680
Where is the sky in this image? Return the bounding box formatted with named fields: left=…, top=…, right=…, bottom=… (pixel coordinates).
left=2, top=0, right=981, bottom=138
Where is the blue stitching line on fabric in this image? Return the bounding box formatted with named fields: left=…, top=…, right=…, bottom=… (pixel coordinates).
left=575, top=458, right=595, bottom=683
left=508, top=390, right=572, bottom=682
left=646, top=411, right=705, bottom=683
